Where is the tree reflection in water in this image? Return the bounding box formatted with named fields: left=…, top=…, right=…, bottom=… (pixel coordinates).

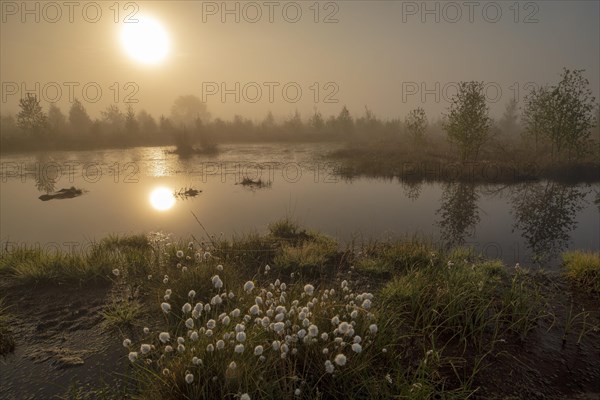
left=511, top=182, right=588, bottom=264
left=436, top=183, right=480, bottom=247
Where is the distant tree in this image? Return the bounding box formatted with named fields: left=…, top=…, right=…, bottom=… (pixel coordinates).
left=17, top=94, right=47, bottom=135
left=522, top=68, right=597, bottom=160
left=308, top=109, right=325, bottom=132
left=443, top=81, right=491, bottom=161
left=498, top=98, right=519, bottom=135
left=100, top=105, right=125, bottom=133
left=356, top=106, right=380, bottom=135
left=283, top=110, right=303, bottom=136
left=0, top=114, right=19, bottom=137
left=137, top=110, right=158, bottom=135
left=68, top=99, right=92, bottom=134
left=47, top=103, right=67, bottom=134
left=125, top=105, right=139, bottom=135
left=261, top=111, right=276, bottom=136
left=159, top=115, right=174, bottom=136
left=405, top=107, right=428, bottom=144
left=336, top=105, right=354, bottom=136
left=171, top=95, right=210, bottom=128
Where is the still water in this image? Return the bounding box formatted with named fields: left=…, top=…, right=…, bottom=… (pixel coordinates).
left=1, top=144, right=598, bottom=267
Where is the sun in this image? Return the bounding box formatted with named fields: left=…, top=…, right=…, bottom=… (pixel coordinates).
left=149, top=187, right=175, bottom=211
left=120, top=15, right=170, bottom=65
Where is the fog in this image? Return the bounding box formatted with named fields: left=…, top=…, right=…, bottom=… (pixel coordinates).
left=1, top=1, right=599, bottom=122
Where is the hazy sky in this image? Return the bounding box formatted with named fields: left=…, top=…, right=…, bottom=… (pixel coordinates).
left=1, top=1, right=599, bottom=122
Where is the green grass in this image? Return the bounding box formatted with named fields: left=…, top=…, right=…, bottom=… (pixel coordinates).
left=101, top=299, right=143, bottom=332
left=0, top=298, right=15, bottom=356
left=1, top=220, right=595, bottom=399
left=562, top=251, right=600, bottom=293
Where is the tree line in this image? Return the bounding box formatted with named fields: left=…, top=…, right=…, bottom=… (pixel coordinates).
left=2, top=68, right=598, bottom=162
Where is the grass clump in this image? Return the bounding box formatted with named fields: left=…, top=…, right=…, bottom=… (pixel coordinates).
left=0, top=298, right=15, bottom=356
left=353, top=241, right=432, bottom=276
left=380, top=258, right=543, bottom=348
left=562, top=251, right=600, bottom=293
left=274, top=234, right=338, bottom=274
left=101, top=299, right=143, bottom=332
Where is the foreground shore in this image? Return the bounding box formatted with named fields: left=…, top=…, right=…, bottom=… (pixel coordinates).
left=1, top=220, right=599, bottom=399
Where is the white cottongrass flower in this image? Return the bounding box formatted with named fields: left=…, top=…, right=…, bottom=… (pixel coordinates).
left=228, top=291, right=235, bottom=299
left=321, top=332, right=329, bottom=341
left=140, top=344, right=151, bottom=354
left=235, top=344, right=245, bottom=353
left=211, top=295, right=223, bottom=305
left=240, top=394, right=250, bottom=400
left=161, top=303, right=171, bottom=313
left=112, top=268, right=120, bottom=276
left=216, top=340, right=225, bottom=350
left=254, top=345, right=263, bottom=356
left=308, top=324, right=319, bottom=337
left=122, top=338, right=132, bottom=347
left=304, top=284, right=315, bottom=296
left=228, top=361, right=237, bottom=370
left=185, top=318, right=194, bottom=329
left=338, top=321, right=350, bottom=335
left=192, top=356, right=202, bottom=365
left=231, top=308, right=241, bottom=318
left=190, top=331, right=199, bottom=341
left=351, top=343, right=362, bottom=353
left=181, top=303, right=192, bottom=313
left=178, top=344, right=186, bottom=352
left=353, top=335, right=362, bottom=343
left=361, top=299, right=372, bottom=309
left=264, top=264, right=270, bottom=272
left=147, top=274, right=152, bottom=280
left=166, top=289, right=173, bottom=296
left=295, top=388, right=301, bottom=396
left=244, top=281, right=255, bottom=293
left=128, top=352, right=138, bottom=362
left=334, top=353, right=347, bottom=366
left=206, top=344, right=214, bottom=352
left=350, top=310, right=358, bottom=319
left=331, top=316, right=340, bottom=326
left=369, top=324, right=378, bottom=334
left=205, top=329, right=213, bottom=337
left=297, top=329, right=306, bottom=339
left=176, top=250, right=184, bottom=258
left=165, top=345, right=173, bottom=353
left=222, top=315, right=231, bottom=325
left=249, top=304, right=260, bottom=315
left=188, top=290, right=196, bottom=298
left=236, top=331, right=246, bottom=342
left=325, top=360, right=335, bottom=373
left=159, top=332, right=170, bottom=343
left=204, top=304, right=211, bottom=312
left=212, top=275, right=223, bottom=289
left=207, top=319, right=216, bottom=329
left=322, top=348, right=329, bottom=354
left=272, top=340, right=281, bottom=351
left=216, top=264, right=223, bottom=271
left=185, top=373, right=194, bottom=384
left=182, top=267, right=188, bottom=273
left=273, top=322, right=285, bottom=333
left=143, top=327, right=150, bottom=334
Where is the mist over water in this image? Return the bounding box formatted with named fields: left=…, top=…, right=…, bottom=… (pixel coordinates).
left=1, top=144, right=597, bottom=267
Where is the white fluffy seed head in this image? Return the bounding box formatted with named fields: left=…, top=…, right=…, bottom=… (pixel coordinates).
left=334, top=353, right=347, bottom=366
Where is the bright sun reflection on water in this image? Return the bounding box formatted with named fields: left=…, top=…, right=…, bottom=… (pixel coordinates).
left=150, top=187, right=175, bottom=211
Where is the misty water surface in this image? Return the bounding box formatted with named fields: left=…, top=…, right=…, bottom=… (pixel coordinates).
left=1, top=144, right=598, bottom=267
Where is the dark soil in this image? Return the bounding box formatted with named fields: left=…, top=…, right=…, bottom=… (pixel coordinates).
left=0, top=282, right=126, bottom=399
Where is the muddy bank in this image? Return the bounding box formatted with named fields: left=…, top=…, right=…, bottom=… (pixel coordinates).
left=0, top=283, right=126, bottom=399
